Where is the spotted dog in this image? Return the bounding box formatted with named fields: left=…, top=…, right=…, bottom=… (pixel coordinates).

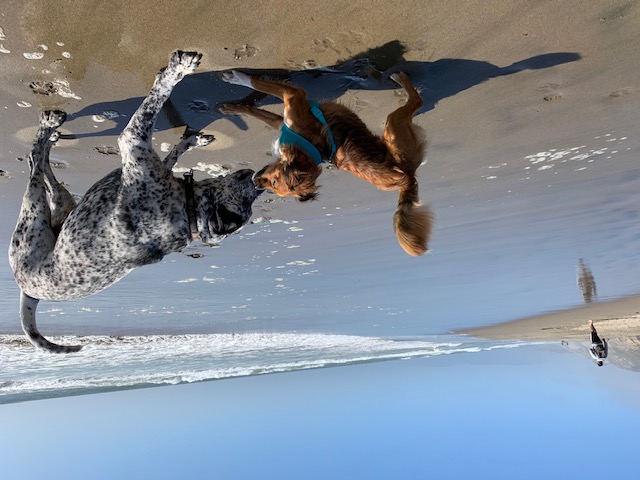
left=9, top=51, right=260, bottom=353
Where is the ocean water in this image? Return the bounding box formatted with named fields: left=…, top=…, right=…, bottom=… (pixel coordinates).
left=0, top=331, right=538, bottom=404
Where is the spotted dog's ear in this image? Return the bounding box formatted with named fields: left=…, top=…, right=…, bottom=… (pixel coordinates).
left=214, top=203, right=244, bottom=234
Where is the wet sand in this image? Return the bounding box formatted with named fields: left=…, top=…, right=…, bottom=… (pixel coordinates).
left=457, top=294, right=640, bottom=340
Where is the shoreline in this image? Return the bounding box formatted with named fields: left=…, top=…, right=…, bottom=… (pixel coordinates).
left=455, top=294, right=640, bottom=341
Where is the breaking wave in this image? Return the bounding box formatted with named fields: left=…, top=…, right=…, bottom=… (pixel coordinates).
left=0, top=332, right=535, bottom=404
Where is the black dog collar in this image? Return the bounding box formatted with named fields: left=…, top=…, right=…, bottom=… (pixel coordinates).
left=183, top=169, right=200, bottom=241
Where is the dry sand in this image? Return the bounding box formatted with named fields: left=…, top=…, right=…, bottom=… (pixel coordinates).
left=456, top=294, right=640, bottom=341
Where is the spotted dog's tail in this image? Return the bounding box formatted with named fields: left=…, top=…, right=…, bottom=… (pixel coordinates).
left=20, top=292, right=83, bottom=353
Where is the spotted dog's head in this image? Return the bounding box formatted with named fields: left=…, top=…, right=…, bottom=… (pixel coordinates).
left=196, top=169, right=260, bottom=244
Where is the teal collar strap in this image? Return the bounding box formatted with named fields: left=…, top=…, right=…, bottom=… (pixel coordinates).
left=278, top=100, right=336, bottom=165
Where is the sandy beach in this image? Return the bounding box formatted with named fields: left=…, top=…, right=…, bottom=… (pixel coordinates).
left=457, top=294, right=640, bottom=340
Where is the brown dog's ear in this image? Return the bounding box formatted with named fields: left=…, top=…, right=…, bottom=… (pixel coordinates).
left=297, top=191, right=319, bottom=202
left=282, top=162, right=322, bottom=202
left=280, top=146, right=322, bottom=202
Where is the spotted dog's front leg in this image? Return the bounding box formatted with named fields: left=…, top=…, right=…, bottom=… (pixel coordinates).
left=43, top=131, right=76, bottom=230
left=163, top=127, right=215, bottom=170
left=117, top=50, right=202, bottom=176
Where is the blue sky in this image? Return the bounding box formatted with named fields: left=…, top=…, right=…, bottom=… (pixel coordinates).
left=1, top=345, right=638, bottom=480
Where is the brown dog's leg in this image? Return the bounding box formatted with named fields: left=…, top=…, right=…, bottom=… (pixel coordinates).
left=222, top=71, right=312, bottom=126
left=220, top=103, right=284, bottom=130
left=383, top=72, right=425, bottom=172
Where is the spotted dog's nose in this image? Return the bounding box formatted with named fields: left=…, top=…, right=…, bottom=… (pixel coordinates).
left=252, top=165, right=269, bottom=190
left=234, top=168, right=262, bottom=197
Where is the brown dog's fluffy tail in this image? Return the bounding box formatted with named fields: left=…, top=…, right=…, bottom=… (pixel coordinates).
left=394, top=180, right=434, bottom=256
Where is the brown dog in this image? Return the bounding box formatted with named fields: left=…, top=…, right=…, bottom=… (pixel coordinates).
left=221, top=70, right=433, bottom=256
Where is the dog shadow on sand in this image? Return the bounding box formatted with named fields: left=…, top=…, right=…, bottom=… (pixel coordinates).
left=68, top=41, right=581, bottom=139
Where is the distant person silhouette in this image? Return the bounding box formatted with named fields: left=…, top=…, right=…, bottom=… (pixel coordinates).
left=589, top=320, right=608, bottom=367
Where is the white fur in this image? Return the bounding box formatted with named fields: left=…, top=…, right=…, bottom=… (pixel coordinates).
left=221, top=70, right=253, bottom=88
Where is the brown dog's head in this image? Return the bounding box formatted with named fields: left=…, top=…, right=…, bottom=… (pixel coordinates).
left=253, top=146, right=322, bottom=202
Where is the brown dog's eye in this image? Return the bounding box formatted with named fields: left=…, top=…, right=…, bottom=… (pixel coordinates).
left=271, top=178, right=277, bottom=187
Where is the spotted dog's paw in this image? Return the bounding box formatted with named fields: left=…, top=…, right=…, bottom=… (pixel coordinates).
left=182, top=127, right=215, bottom=148
left=221, top=70, right=253, bottom=88
left=166, top=50, right=202, bottom=78
left=40, top=110, right=67, bottom=129
left=194, top=133, right=215, bottom=147
left=49, top=131, right=61, bottom=144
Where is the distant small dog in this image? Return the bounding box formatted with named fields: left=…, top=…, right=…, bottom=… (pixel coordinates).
left=221, top=70, right=433, bottom=256
left=9, top=51, right=259, bottom=353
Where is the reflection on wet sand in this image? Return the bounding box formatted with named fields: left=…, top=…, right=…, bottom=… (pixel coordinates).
left=456, top=295, right=640, bottom=344
left=577, top=258, right=597, bottom=304
left=563, top=335, right=640, bottom=373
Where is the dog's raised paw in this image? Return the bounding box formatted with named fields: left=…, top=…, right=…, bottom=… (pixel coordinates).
left=49, top=131, right=61, bottom=144
left=195, top=133, right=215, bottom=147
left=40, top=110, right=67, bottom=129
left=168, top=50, right=202, bottom=77
left=221, top=70, right=253, bottom=88
left=182, top=128, right=215, bottom=147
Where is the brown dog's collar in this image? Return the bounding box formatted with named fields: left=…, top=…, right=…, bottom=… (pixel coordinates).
left=183, top=170, right=200, bottom=242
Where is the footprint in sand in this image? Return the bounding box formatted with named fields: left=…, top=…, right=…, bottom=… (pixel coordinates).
left=543, top=93, right=562, bottom=102
left=94, top=146, right=120, bottom=155
left=102, top=110, right=124, bottom=120
left=50, top=160, right=68, bottom=170
left=538, top=83, right=563, bottom=102
left=609, top=88, right=632, bottom=98
left=28, top=79, right=80, bottom=100
left=188, top=100, right=210, bottom=112
left=234, top=44, right=258, bottom=60
left=286, top=59, right=318, bottom=69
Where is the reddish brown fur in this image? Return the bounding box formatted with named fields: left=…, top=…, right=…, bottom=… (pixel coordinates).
left=222, top=72, right=433, bottom=256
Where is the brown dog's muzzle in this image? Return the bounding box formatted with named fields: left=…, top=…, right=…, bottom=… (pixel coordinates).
left=252, top=166, right=269, bottom=191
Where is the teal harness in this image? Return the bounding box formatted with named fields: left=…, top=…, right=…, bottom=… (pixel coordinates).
left=278, top=100, right=336, bottom=165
